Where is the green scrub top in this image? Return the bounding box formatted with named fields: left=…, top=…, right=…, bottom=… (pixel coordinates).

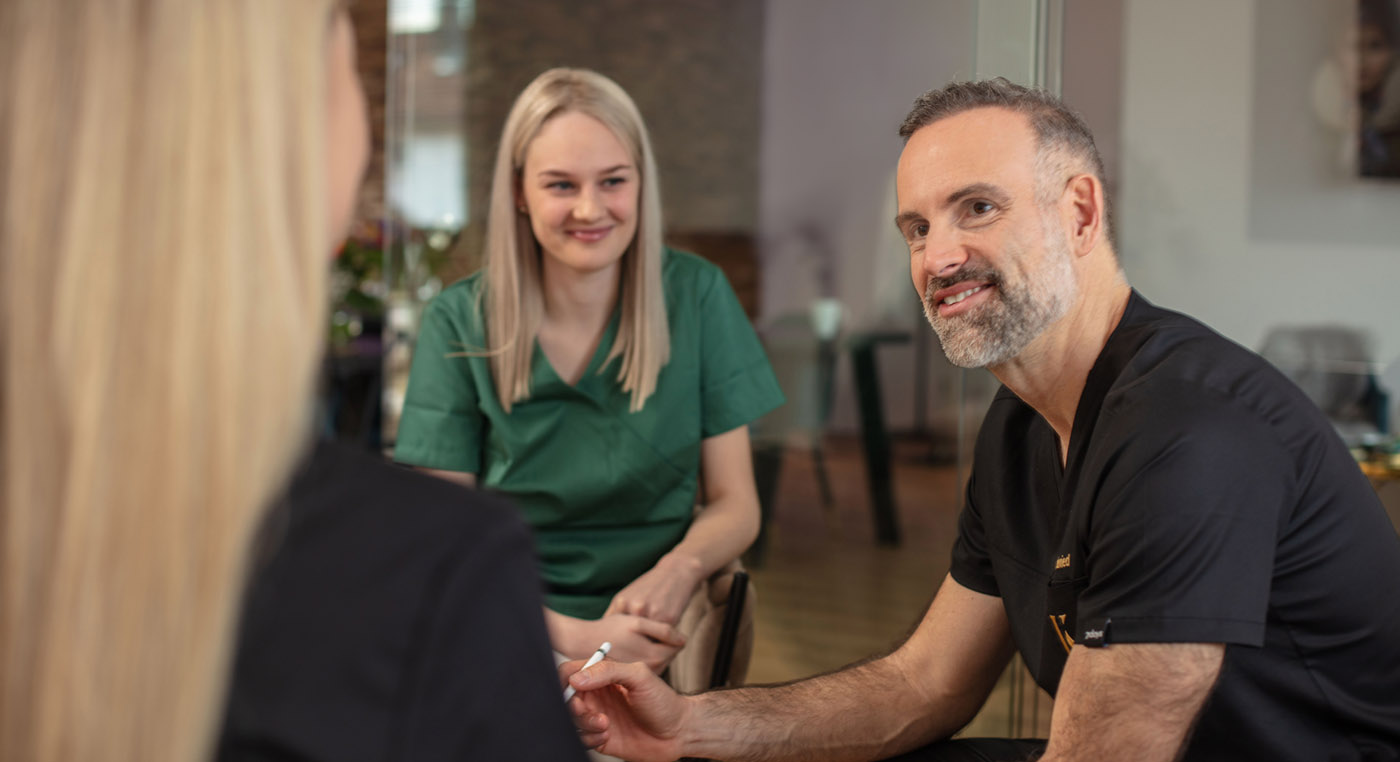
left=393, top=249, right=784, bottom=619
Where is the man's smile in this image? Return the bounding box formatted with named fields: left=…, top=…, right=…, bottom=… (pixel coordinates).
left=930, top=280, right=996, bottom=317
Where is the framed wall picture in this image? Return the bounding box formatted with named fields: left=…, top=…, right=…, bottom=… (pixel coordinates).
left=1249, top=0, right=1400, bottom=245
left=1358, top=0, right=1400, bottom=177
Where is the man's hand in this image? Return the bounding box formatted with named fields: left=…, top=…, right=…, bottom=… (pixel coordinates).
left=564, top=658, right=690, bottom=762
left=604, top=554, right=704, bottom=626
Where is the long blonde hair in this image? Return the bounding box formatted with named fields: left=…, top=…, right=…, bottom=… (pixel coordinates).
left=484, top=68, right=669, bottom=413
left=0, top=1, right=332, bottom=760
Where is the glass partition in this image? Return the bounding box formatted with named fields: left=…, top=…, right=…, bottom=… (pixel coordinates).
left=956, top=0, right=1065, bottom=738
left=380, top=0, right=474, bottom=445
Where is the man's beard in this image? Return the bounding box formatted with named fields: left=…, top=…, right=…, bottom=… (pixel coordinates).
left=922, top=232, right=1077, bottom=369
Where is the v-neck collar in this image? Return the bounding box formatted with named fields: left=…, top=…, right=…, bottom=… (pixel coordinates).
left=531, top=304, right=623, bottom=401
left=1055, top=290, right=1146, bottom=508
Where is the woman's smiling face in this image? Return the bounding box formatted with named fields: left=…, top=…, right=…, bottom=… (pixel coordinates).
left=518, top=110, right=640, bottom=277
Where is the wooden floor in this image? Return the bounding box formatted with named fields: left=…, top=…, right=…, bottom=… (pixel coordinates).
left=744, top=434, right=1053, bottom=741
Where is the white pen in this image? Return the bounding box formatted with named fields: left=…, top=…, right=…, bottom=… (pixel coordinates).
left=562, top=641, right=611, bottom=702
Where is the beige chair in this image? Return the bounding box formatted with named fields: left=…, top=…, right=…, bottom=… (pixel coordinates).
left=666, top=564, right=755, bottom=694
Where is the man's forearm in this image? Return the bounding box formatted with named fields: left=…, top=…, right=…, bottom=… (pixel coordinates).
left=672, top=577, right=1017, bottom=762
left=677, top=653, right=984, bottom=762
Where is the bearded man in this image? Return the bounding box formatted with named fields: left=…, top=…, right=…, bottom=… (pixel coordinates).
left=563, top=78, right=1400, bottom=762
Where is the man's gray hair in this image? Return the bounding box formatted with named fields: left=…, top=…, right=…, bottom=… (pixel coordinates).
left=899, top=78, right=1113, bottom=243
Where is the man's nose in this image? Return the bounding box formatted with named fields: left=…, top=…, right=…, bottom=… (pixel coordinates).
left=921, top=236, right=968, bottom=280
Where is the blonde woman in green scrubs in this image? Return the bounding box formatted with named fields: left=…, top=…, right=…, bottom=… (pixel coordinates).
left=394, top=68, right=783, bottom=684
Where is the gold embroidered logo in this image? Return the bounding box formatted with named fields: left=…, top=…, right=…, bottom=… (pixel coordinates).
left=1054, top=554, right=1071, bottom=570
left=1049, top=614, right=1075, bottom=653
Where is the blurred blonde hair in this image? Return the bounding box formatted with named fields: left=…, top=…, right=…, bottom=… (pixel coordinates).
left=0, top=1, right=333, bottom=760
left=484, top=67, right=669, bottom=413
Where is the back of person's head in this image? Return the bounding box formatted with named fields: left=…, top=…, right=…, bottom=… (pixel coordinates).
left=0, top=1, right=338, bottom=759
left=483, top=68, right=668, bottom=413
left=899, top=78, right=1113, bottom=244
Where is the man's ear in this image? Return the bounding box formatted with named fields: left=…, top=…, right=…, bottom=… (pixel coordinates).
left=1062, top=173, right=1105, bottom=257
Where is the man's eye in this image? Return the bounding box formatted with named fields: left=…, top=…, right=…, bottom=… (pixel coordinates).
left=970, top=201, right=995, bottom=215
left=910, top=223, right=929, bottom=238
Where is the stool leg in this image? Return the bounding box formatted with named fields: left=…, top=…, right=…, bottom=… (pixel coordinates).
left=748, top=445, right=785, bottom=567
left=810, top=440, right=834, bottom=509
left=851, top=343, right=901, bottom=546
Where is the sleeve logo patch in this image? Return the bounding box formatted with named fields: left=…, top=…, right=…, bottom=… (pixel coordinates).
left=1080, top=619, right=1110, bottom=647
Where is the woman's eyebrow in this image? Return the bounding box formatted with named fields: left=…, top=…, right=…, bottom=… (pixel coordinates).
left=537, top=164, right=634, bottom=177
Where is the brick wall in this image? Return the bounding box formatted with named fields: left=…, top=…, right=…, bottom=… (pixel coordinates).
left=346, top=0, right=763, bottom=314
left=349, top=0, right=388, bottom=226
left=462, top=0, right=764, bottom=313
left=466, top=0, right=763, bottom=236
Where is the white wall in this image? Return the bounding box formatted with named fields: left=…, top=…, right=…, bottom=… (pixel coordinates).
left=1061, top=0, right=1124, bottom=196
left=758, top=0, right=976, bottom=433
left=1118, top=0, right=1400, bottom=370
